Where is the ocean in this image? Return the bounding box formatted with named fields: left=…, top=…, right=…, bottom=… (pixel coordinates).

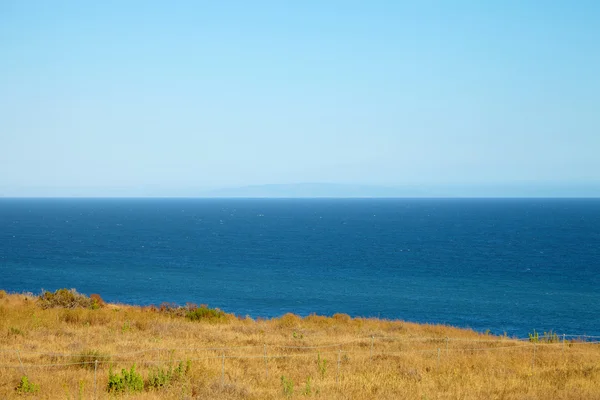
left=1, top=198, right=598, bottom=337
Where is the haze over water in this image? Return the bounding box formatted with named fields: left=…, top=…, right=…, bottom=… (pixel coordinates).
left=1, top=198, right=598, bottom=337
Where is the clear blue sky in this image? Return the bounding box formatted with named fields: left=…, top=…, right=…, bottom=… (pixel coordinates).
left=1, top=1, right=599, bottom=196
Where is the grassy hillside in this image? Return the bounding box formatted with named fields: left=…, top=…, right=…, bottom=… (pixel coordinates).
left=0, top=289, right=599, bottom=399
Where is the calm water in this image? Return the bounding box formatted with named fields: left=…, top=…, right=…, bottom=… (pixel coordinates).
left=1, top=198, right=599, bottom=337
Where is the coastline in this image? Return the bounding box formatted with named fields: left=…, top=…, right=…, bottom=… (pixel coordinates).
left=1, top=289, right=599, bottom=399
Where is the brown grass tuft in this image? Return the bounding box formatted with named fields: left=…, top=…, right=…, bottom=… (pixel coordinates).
left=277, top=313, right=302, bottom=328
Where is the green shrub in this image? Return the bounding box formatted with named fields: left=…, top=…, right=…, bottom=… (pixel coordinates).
left=186, top=305, right=227, bottom=323
left=107, top=364, right=143, bottom=393
left=15, top=376, right=39, bottom=394
left=38, top=289, right=94, bottom=309
left=528, top=330, right=540, bottom=343
left=146, top=360, right=190, bottom=389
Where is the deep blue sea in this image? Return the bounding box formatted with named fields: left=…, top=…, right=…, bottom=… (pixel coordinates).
left=1, top=198, right=598, bottom=337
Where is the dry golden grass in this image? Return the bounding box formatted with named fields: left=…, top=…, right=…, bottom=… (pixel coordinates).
left=0, top=291, right=599, bottom=399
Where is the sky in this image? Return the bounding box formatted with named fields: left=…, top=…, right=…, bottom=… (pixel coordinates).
left=1, top=0, right=599, bottom=197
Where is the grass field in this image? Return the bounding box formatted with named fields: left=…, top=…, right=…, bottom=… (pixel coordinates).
left=0, top=289, right=599, bottom=399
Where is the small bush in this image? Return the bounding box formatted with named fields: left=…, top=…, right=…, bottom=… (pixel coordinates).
left=107, top=364, right=144, bottom=393
left=38, top=289, right=94, bottom=310
left=72, top=349, right=110, bottom=370
left=186, top=305, right=227, bottom=323
left=332, top=313, right=351, bottom=323
left=304, top=314, right=332, bottom=326
left=0, top=289, right=7, bottom=299
left=158, top=302, right=187, bottom=317
left=60, top=309, right=83, bottom=324
left=15, top=376, right=39, bottom=394
left=278, top=313, right=302, bottom=328
left=90, top=294, right=105, bottom=309
left=146, top=360, right=191, bottom=389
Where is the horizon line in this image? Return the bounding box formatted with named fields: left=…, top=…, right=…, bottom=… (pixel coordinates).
left=1, top=196, right=599, bottom=200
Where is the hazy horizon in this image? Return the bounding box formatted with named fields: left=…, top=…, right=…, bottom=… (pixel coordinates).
left=2, top=182, right=600, bottom=198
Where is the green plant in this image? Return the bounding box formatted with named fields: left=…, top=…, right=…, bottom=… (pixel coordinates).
left=303, top=376, right=312, bottom=396
left=317, top=353, right=327, bottom=379
left=9, top=326, right=24, bottom=336
left=78, top=380, right=85, bottom=400
left=528, top=330, right=540, bottom=343
left=528, top=329, right=560, bottom=343
left=186, top=305, right=227, bottom=323
left=146, top=360, right=190, bottom=389
left=293, top=331, right=304, bottom=339
left=30, top=312, right=41, bottom=328
left=542, top=330, right=560, bottom=343
left=281, top=375, right=294, bottom=398
left=15, top=376, right=39, bottom=394
left=107, top=364, right=144, bottom=393
left=90, top=294, right=105, bottom=309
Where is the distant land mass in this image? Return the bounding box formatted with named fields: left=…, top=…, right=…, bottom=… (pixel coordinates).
left=206, top=183, right=429, bottom=198
left=204, top=183, right=600, bottom=198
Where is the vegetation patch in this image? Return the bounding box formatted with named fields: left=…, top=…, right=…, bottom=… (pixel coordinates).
left=281, top=375, right=294, bottom=398
left=0, top=290, right=598, bottom=399
left=147, top=360, right=191, bottom=389
left=186, top=305, right=227, bottom=323
left=38, top=289, right=97, bottom=310
left=316, top=353, right=328, bottom=379
left=528, top=329, right=560, bottom=343
left=90, top=294, right=105, bottom=309
left=71, top=349, right=111, bottom=370
left=8, top=326, right=25, bottom=337
left=278, top=313, right=302, bottom=328
left=332, top=313, right=352, bottom=323
left=107, top=364, right=144, bottom=393
left=15, top=376, right=39, bottom=395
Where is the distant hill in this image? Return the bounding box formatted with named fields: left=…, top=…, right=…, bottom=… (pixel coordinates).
left=204, top=183, right=600, bottom=198
left=205, top=183, right=430, bottom=198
